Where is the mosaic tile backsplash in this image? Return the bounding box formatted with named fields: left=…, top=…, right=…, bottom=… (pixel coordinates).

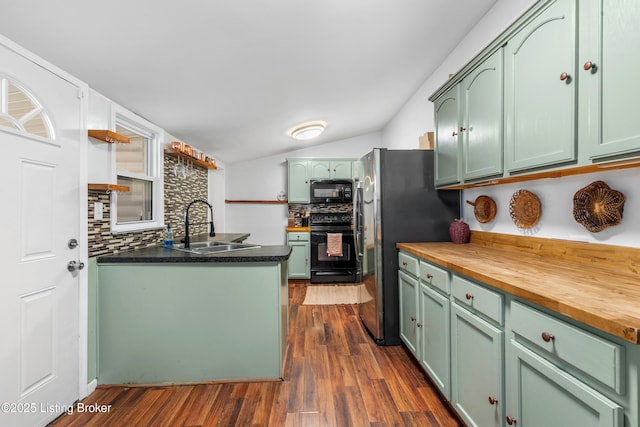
left=88, top=156, right=209, bottom=257
left=288, top=203, right=353, bottom=227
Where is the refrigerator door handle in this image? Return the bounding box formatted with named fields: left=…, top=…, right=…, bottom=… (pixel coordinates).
left=353, top=182, right=363, bottom=259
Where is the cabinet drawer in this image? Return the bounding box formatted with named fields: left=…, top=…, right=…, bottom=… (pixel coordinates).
left=287, top=232, right=309, bottom=242
left=419, top=260, right=450, bottom=295
left=398, top=251, right=419, bottom=277
left=452, top=275, right=503, bottom=325
left=511, top=301, right=624, bottom=393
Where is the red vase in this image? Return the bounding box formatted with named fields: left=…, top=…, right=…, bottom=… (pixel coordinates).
left=449, top=219, right=470, bottom=244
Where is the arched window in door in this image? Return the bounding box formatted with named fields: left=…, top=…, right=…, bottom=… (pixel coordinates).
left=0, top=77, right=54, bottom=139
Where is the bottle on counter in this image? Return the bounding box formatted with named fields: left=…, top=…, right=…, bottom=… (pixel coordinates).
left=164, top=225, right=174, bottom=247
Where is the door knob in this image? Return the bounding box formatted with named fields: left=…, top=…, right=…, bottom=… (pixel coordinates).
left=67, top=260, right=85, bottom=272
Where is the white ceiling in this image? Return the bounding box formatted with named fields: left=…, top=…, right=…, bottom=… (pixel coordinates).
left=1, top=0, right=496, bottom=164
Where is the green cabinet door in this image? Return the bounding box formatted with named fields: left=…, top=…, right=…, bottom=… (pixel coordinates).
left=434, top=85, right=461, bottom=186
left=287, top=159, right=310, bottom=203
left=399, top=270, right=419, bottom=357
left=419, top=283, right=451, bottom=400
left=581, top=0, right=640, bottom=160
left=351, top=160, right=361, bottom=181
left=287, top=232, right=310, bottom=279
left=451, top=303, right=503, bottom=427
left=462, top=48, right=503, bottom=181
left=507, top=340, right=623, bottom=427
left=310, top=160, right=331, bottom=179
left=310, top=159, right=352, bottom=179
left=330, top=160, right=352, bottom=179
left=505, top=0, right=577, bottom=172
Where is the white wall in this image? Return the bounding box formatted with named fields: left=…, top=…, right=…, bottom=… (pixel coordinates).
left=218, top=0, right=640, bottom=249
left=224, top=132, right=382, bottom=245
left=463, top=168, right=639, bottom=248
left=208, top=161, right=227, bottom=234
left=383, top=0, right=538, bottom=150
left=383, top=0, right=640, bottom=249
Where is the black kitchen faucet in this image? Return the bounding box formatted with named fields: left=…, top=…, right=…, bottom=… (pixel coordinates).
left=183, top=199, right=215, bottom=248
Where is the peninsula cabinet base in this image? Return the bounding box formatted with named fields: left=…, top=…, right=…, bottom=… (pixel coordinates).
left=96, top=262, right=288, bottom=385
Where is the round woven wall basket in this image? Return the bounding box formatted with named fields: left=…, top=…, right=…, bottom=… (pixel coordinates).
left=509, top=190, right=541, bottom=229
left=573, top=180, right=625, bottom=232
left=466, top=195, right=497, bottom=223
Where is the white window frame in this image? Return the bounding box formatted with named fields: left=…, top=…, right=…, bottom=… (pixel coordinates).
left=110, top=105, right=164, bottom=234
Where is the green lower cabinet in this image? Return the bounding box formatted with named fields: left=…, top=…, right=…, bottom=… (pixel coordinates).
left=419, top=283, right=451, bottom=399
left=398, top=270, right=419, bottom=356
left=287, top=232, right=309, bottom=279
left=97, top=262, right=288, bottom=384
left=399, top=251, right=638, bottom=426
left=506, top=340, right=623, bottom=427
left=451, top=302, right=504, bottom=427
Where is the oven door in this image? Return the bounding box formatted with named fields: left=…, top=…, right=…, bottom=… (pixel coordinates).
left=310, top=230, right=357, bottom=283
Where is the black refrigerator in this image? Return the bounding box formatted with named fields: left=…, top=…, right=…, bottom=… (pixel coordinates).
left=355, top=148, right=460, bottom=345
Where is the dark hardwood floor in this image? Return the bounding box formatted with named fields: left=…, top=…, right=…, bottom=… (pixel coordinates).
left=50, top=282, right=461, bottom=426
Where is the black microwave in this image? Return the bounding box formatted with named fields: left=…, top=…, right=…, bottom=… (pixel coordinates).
left=310, top=179, right=353, bottom=204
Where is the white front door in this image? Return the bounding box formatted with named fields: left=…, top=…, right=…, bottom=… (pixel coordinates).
left=0, top=40, right=83, bottom=426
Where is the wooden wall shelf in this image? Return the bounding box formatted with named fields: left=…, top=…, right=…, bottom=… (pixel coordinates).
left=88, top=130, right=130, bottom=144
left=225, top=200, right=288, bottom=204
left=88, top=184, right=130, bottom=192
left=165, top=148, right=217, bottom=170
left=445, top=158, right=640, bottom=190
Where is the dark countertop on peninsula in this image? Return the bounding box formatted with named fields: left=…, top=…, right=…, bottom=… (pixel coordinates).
left=97, top=233, right=291, bottom=264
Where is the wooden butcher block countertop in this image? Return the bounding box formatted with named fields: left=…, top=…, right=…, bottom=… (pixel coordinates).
left=397, top=231, right=640, bottom=344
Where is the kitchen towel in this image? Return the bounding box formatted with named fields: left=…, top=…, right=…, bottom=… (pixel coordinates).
left=326, top=233, right=343, bottom=257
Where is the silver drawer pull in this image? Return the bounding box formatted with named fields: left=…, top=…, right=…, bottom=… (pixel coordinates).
left=541, top=332, right=555, bottom=343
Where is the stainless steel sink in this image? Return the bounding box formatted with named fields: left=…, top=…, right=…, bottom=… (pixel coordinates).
left=172, top=241, right=260, bottom=254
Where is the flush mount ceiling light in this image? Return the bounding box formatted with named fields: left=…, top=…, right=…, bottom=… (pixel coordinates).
left=288, top=120, right=327, bottom=141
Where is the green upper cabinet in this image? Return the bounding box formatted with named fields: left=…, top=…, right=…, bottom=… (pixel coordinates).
left=430, top=0, right=640, bottom=187
left=581, top=0, right=640, bottom=160
left=352, top=159, right=361, bottom=181
left=288, top=158, right=356, bottom=203
left=287, top=159, right=310, bottom=203
left=462, top=48, right=504, bottom=181
left=504, top=0, right=577, bottom=173
left=310, top=159, right=353, bottom=179
left=434, top=85, right=461, bottom=187
left=330, top=160, right=352, bottom=179
left=310, top=159, right=331, bottom=179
